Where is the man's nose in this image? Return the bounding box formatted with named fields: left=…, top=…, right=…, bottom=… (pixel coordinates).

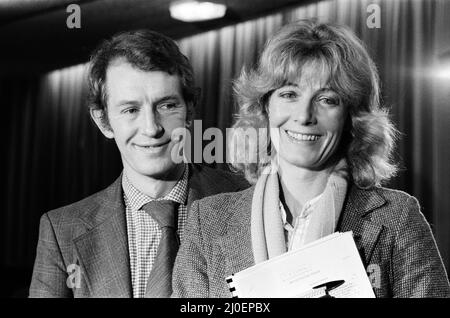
left=293, top=98, right=317, bottom=126
left=141, top=107, right=164, bottom=137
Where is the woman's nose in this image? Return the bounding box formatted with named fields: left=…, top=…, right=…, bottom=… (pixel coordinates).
left=293, top=99, right=317, bottom=126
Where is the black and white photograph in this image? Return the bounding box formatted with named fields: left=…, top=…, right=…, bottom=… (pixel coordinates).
left=1, top=0, right=450, bottom=301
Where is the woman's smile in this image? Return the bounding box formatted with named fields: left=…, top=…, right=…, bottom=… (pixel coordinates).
left=284, top=129, right=322, bottom=142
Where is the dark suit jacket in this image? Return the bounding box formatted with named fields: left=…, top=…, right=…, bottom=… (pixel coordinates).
left=29, top=164, right=249, bottom=297
left=173, top=184, right=450, bottom=298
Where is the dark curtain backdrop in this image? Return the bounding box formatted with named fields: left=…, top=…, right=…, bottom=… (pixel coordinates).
left=2, top=0, right=450, bottom=296
left=179, top=0, right=450, bottom=269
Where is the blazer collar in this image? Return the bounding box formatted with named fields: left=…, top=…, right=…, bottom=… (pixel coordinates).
left=78, top=175, right=125, bottom=228
left=220, top=184, right=387, bottom=276
left=78, top=164, right=204, bottom=230
left=74, top=175, right=132, bottom=297
left=219, top=187, right=256, bottom=276
left=72, top=164, right=236, bottom=297
left=72, top=165, right=245, bottom=297
left=186, top=163, right=229, bottom=209
left=337, top=185, right=387, bottom=265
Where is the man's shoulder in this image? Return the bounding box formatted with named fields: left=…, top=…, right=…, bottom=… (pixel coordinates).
left=45, top=176, right=122, bottom=226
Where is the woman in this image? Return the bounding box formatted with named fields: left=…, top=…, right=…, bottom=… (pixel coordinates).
left=172, top=20, right=450, bottom=298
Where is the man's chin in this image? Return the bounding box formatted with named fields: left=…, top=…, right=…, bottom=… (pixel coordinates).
left=140, top=163, right=184, bottom=181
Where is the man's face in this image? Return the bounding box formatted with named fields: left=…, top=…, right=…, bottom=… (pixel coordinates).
left=94, top=60, right=188, bottom=180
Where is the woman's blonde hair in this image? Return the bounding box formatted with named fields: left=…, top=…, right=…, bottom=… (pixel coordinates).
left=230, top=20, right=398, bottom=188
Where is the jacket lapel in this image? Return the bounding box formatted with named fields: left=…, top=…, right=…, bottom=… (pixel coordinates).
left=218, top=187, right=255, bottom=276
left=337, top=185, right=386, bottom=266
left=73, top=176, right=132, bottom=297
left=186, top=164, right=232, bottom=209
left=217, top=184, right=387, bottom=277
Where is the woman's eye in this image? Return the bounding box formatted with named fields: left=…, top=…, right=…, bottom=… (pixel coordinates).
left=279, top=91, right=297, bottom=99
left=318, top=97, right=340, bottom=106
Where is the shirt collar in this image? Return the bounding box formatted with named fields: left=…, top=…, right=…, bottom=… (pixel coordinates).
left=279, top=159, right=348, bottom=225
left=122, top=164, right=189, bottom=212
left=280, top=189, right=323, bottom=227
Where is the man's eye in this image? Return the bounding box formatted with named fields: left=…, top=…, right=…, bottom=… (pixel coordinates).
left=158, top=103, right=178, bottom=110
left=278, top=91, right=297, bottom=99
left=123, top=107, right=138, bottom=114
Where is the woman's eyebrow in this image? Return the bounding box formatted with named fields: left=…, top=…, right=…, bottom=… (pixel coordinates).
left=283, top=82, right=299, bottom=87
left=316, top=87, right=337, bottom=94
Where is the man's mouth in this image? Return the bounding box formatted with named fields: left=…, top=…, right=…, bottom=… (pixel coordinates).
left=285, top=130, right=322, bottom=142
left=134, top=140, right=170, bottom=149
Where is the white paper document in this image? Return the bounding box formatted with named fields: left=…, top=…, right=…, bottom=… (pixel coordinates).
left=226, top=231, right=375, bottom=298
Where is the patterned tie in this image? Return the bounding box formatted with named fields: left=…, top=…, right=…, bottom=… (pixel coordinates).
left=142, top=200, right=180, bottom=298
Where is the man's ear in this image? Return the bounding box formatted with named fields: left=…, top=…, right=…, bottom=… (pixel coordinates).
left=185, top=117, right=192, bottom=128
left=90, top=109, right=114, bottom=139
left=185, top=102, right=194, bottom=128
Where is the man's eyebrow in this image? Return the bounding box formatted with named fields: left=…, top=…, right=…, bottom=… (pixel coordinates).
left=114, top=95, right=182, bottom=107
left=154, top=95, right=182, bottom=104
left=115, top=99, right=140, bottom=107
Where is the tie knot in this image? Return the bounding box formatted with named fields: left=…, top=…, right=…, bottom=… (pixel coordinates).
left=142, top=200, right=179, bottom=229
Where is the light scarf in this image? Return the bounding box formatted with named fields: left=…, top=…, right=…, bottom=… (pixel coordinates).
left=251, top=161, right=348, bottom=264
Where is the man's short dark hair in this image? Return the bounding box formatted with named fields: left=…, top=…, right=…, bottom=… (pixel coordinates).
left=88, top=29, right=200, bottom=128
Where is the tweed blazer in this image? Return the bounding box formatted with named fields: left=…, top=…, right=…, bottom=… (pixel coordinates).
left=172, top=184, right=450, bottom=298
left=29, top=164, right=249, bottom=298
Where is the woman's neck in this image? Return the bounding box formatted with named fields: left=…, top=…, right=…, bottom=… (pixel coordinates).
left=277, top=159, right=331, bottom=220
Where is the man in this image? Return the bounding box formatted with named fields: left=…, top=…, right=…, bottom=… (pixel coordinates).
left=29, top=30, right=249, bottom=298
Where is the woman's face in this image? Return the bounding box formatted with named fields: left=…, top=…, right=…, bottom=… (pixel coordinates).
left=267, top=61, right=348, bottom=171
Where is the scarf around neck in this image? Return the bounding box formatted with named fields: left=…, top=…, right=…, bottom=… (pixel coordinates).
left=250, top=161, right=348, bottom=264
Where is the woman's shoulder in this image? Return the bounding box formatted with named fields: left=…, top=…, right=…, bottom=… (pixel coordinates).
left=374, top=186, right=416, bottom=202
left=349, top=185, right=425, bottom=230
left=374, top=186, right=421, bottom=215
left=350, top=185, right=418, bottom=209
left=191, top=186, right=255, bottom=225
left=353, top=184, right=410, bottom=199
left=195, top=186, right=254, bottom=210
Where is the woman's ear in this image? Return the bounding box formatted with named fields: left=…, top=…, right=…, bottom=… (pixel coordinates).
left=262, top=89, right=275, bottom=115
left=90, top=109, right=114, bottom=139
left=344, top=111, right=352, bottom=132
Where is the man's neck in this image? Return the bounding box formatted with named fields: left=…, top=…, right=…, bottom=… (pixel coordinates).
left=124, top=164, right=185, bottom=199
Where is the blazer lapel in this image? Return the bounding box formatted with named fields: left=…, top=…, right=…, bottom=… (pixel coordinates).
left=213, top=184, right=387, bottom=293
left=73, top=176, right=132, bottom=297
left=337, top=185, right=386, bottom=266
left=185, top=164, right=220, bottom=210
left=185, top=163, right=249, bottom=210
left=216, top=184, right=387, bottom=274
left=218, top=187, right=255, bottom=276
